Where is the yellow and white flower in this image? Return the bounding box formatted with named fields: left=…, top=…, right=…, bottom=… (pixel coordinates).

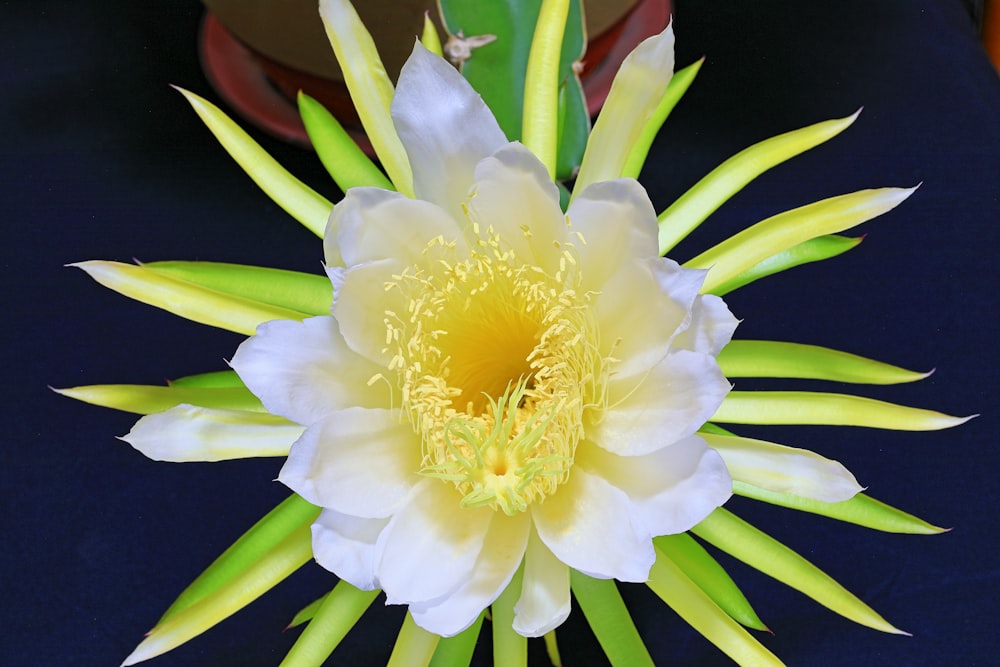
left=230, top=43, right=736, bottom=637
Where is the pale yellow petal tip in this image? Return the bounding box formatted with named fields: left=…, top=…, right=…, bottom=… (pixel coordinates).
left=67, top=259, right=118, bottom=276
left=170, top=84, right=206, bottom=108
left=868, top=615, right=911, bottom=637
left=49, top=385, right=93, bottom=403
left=119, top=639, right=153, bottom=666
left=943, top=412, right=979, bottom=428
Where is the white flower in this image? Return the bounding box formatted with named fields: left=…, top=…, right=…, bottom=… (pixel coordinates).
left=230, top=43, right=737, bottom=638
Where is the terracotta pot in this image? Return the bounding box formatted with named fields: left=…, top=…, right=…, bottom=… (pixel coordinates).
left=199, top=0, right=671, bottom=146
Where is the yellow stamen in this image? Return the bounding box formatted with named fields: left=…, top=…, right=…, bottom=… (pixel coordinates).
left=383, top=226, right=610, bottom=514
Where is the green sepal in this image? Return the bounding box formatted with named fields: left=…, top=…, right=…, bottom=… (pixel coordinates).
left=169, top=370, right=245, bottom=388
left=717, top=340, right=931, bottom=384
left=53, top=382, right=262, bottom=415
left=175, top=87, right=332, bottom=237
left=733, top=482, right=948, bottom=535
left=298, top=91, right=395, bottom=194
left=159, top=494, right=320, bottom=623
left=646, top=548, right=784, bottom=666
left=653, top=533, right=768, bottom=631
left=622, top=58, right=703, bottom=180
left=387, top=613, right=441, bottom=667
left=123, top=522, right=315, bottom=665
left=685, top=187, right=915, bottom=294
left=543, top=630, right=562, bottom=667
left=286, top=595, right=325, bottom=629
left=73, top=260, right=310, bottom=336
left=709, top=234, right=863, bottom=296
left=492, top=563, right=527, bottom=667
left=569, top=571, right=654, bottom=667
left=429, top=612, right=485, bottom=667
left=658, top=111, right=861, bottom=255
left=317, top=0, right=413, bottom=196
left=421, top=12, right=444, bottom=56
left=691, top=507, right=907, bottom=635
left=522, top=0, right=571, bottom=177
left=280, top=582, right=381, bottom=667
left=143, top=261, right=333, bottom=317
left=714, top=390, right=972, bottom=431
left=555, top=65, right=589, bottom=181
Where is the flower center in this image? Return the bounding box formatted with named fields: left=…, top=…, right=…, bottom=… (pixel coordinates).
left=384, top=226, right=608, bottom=515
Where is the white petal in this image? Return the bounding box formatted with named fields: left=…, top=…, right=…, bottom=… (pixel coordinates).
left=512, top=528, right=571, bottom=637
left=672, top=293, right=739, bottom=356
left=573, top=24, right=675, bottom=194
left=312, top=508, right=388, bottom=590
left=410, top=512, right=530, bottom=637
left=375, top=478, right=494, bottom=605
left=591, top=260, right=674, bottom=378
left=466, top=143, right=567, bottom=274
left=532, top=467, right=654, bottom=582
left=594, top=257, right=703, bottom=380
left=392, top=42, right=507, bottom=216
left=231, top=316, right=389, bottom=425
left=333, top=258, right=408, bottom=366
left=568, top=178, right=659, bottom=291
left=330, top=187, right=464, bottom=269
left=578, top=437, right=732, bottom=536
left=277, top=408, right=420, bottom=518
left=701, top=432, right=863, bottom=502
left=593, top=349, right=731, bottom=456
left=121, top=405, right=302, bottom=462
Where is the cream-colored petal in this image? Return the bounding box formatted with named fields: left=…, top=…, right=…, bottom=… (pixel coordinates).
left=375, top=478, right=494, bottom=605
left=231, top=316, right=389, bottom=425
left=512, top=528, right=571, bottom=637
left=672, top=293, right=739, bottom=356
left=578, top=437, right=732, bottom=536
left=594, top=349, right=731, bottom=456
left=277, top=408, right=420, bottom=518
left=532, top=468, right=654, bottom=582
left=567, top=179, right=659, bottom=292
left=466, top=143, right=567, bottom=274
left=702, top=432, right=863, bottom=503
left=594, top=257, right=705, bottom=380
left=592, top=260, right=674, bottom=378
left=330, top=187, right=464, bottom=269
left=333, top=258, right=408, bottom=366
left=311, top=508, right=388, bottom=591
left=121, top=405, right=302, bottom=462
left=410, top=512, right=530, bottom=637
left=391, top=42, right=507, bottom=217
left=572, top=24, right=675, bottom=196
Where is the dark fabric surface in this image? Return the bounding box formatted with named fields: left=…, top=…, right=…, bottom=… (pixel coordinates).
left=3, top=1, right=998, bottom=665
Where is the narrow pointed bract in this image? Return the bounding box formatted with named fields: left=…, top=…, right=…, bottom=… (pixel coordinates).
left=658, top=111, right=862, bottom=254
left=573, top=23, right=675, bottom=197
left=318, top=0, right=413, bottom=196
left=692, top=508, right=908, bottom=635
left=176, top=88, right=332, bottom=236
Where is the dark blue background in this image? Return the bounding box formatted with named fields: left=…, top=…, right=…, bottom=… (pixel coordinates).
left=3, top=1, right=998, bottom=664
